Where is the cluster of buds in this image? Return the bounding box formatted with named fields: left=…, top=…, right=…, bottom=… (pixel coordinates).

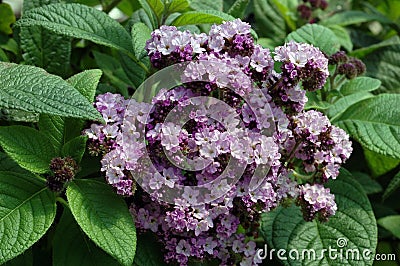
left=329, top=51, right=366, bottom=79
left=46, top=157, right=79, bottom=192
left=297, top=0, right=328, bottom=22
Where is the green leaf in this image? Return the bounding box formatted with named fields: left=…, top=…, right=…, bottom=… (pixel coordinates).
left=188, top=0, right=223, bottom=11
left=364, top=44, right=400, bottom=93
left=61, top=136, right=88, bottom=163
left=171, top=10, right=235, bottom=26
left=382, top=171, right=400, bottom=201
left=131, top=23, right=152, bottom=60
left=0, top=108, right=39, bottom=122
left=20, top=0, right=71, bottom=77
left=133, top=233, right=165, bottom=266
left=364, top=149, right=400, bottom=177
left=0, top=34, right=18, bottom=56
left=16, top=3, right=133, bottom=53
left=67, top=69, right=102, bottom=102
left=286, top=24, right=339, bottom=55
left=0, top=126, right=56, bottom=174
left=321, top=10, right=392, bottom=27
left=377, top=216, right=400, bottom=239
left=328, top=25, right=353, bottom=52
left=253, top=0, right=287, bottom=44
left=53, top=208, right=119, bottom=266
left=129, top=8, right=156, bottom=30
left=167, top=0, right=190, bottom=13
left=271, top=0, right=296, bottom=31
left=327, top=92, right=374, bottom=121
left=0, top=152, right=29, bottom=174
left=0, top=3, right=16, bottom=35
left=0, top=48, right=8, bottom=62
left=3, top=248, right=32, bottom=266
left=260, top=169, right=377, bottom=266
left=66, top=179, right=137, bottom=266
left=334, top=94, right=400, bottom=159
left=0, top=63, right=102, bottom=121
left=227, top=0, right=249, bottom=18
left=0, top=171, right=56, bottom=264
left=350, top=36, right=400, bottom=58
left=352, top=171, right=382, bottom=195
left=146, top=0, right=165, bottom=19
left=339, top=77, right=381, bottom=96
left=119, top=52, right=148, bottom=90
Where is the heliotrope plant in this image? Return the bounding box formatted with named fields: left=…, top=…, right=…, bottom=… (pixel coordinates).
left=85, top=19, right=351, bottom=265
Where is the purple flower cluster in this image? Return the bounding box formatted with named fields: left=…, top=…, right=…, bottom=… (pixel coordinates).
left=85, top=19, right=352, bottom=265
left=297, top=0, right=328, bottom=22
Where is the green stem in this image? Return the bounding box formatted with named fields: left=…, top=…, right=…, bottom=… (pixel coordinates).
left=56, top=196, right=70, bottom=209
left=292, top=170, right=315, bottom=182
left=285, top=141, right=301, bottom=167
left=103, top=0, right=122, bottom=13
left=126, top=51, right=151, bottom=75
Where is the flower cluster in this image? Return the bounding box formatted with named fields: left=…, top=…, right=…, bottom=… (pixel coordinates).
left=85, top=19, right=352, bottom=265
left=329, top=51, right=366, bottom=79
left=47, top=157, right=79, bottom=192
left=297, top=0, right=328, bottom=22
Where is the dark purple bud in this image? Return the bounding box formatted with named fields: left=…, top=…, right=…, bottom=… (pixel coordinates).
left=338, top=63, right=357, bottom=79
left=329, top=51, right=348, bottom=65
left=297, top=4, right=312, bottom=20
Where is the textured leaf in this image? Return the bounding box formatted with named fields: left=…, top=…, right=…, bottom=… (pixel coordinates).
left=339, top=77, right=381, bottom=96
left=171, top=10, right=235, bottom=26
left=53, top=208, right=119, bottom=266
left=0, top=171, right=56, bottom=264
left=253, top=0, right=287, bottom=44
left=286, top=24, right=339, bottom=55
left=328, top=25, right=353, bottom=51
left=0, top=63, right=102, bottom=121
left=3, top=248, right=32, bottom=266
left=327, top=92, right=374, bottom=121
left=167, top=0, right=190, bottom=13
left=227, top=0, right=249, bottom=18
left=364, top=149, right=400, bottom=177
left=23, top=0, right=62, bottom=10
left=133, top=233, right=165, bottom=266
left=146, top=0, right=165, bottom=19
left=66, top=179, right=137, bottom=266
left=130, top=8, right=156, bottom=30
left=0, top=108, right=39, bottom=122
left=350, top=36, right=400, bottom=58
left=136, top=0, right=158, bottom=29
left=119, top=52, right=148, bottom=90
left=0, top=3, right=16, bottom=35
left=0, top=126, right=56, bottom=174
left=321, top=10, right=391, bottom=27
left=352, top=171, right=382, bottom=195
left=188, top=0, right=223, bottom=11
left=383, top=171, right=400, bottom=201
left=260, top=169, right=377, bottom=266
left=131, top=23, right=151, bottom=60
left=16, top=3, right=133, bottom=53
left=67, top=69, right=102, bottom=102
left=61, top=136, right=88, bottom=163
left=364, top=45, right=400, bottom=93
left=0, top=152, right=29, bottom=174
left=334, top=94, right=400, bottom=159
left=377, top=216, right=400, bottom=239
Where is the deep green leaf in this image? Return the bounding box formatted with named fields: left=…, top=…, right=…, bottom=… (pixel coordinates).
left=253, top=0, right=287, bottom=44
left=119, top=52, right=148, bottom=90
left=167, top=0, right=190, bottom=13
left=350, top=36, right=400, bottom=58
left=328, top=25, right=353, bottom=51
left=327, top=92, right=374, bottom=121
left=334, top=94, right=400, bottom=159
left=129, top=8, right=156, bottom=30
left=321, top=10, right=392, bottom=27
left=146, top=0, right=165, bottom=19
left=0, top=126, right=56, bottom=174
left=377, top=216, right=400, bottom=239
left=188, top=0, right=223, bottom=11
left=0, top=108, right=39, bottom=122
left=133, top=233, right=165, bottom=266
left=3, top=248, right=32, bottom=266
left=0, top=63, right=102, bottom=121
left=0, top=34, right=18, bottom=56
left=364, top=149, right=400, bottom=177
left=382, top=171, right=400, bottom=201
left=23, top=0, right=62, bottom=10
left=352, top=171, right=383, bottom=195
left=61, top=136, right=88, bottom=163
left=271, top=0, right=296, bottom=31
left=67, top=69, right=102, bottom=102
left=136, top=0, right=158, bottom=29
left=227, top=0, right=249, bottom=18
left=260, top=169, right=377, bottom=266
left=66, top=179, right=137, bottom=266
left=171, top=10, right=235, bottom=26
left=0, top=152, right=29, bottom=174
left=0, top=3, right=16, bottom=35
left=0, top=48, right=8, bottom=62
left=0, top=171, right=56, bottom=264
left=286, top=24, right=339, bottom=55
left=53, top=208, right=119, bottom=266
left=364, top=44, right=400, bottom=93
left=131, top=23, right=152, bottom=60
left=16, top=3, right=133, bottom=53
left=339, top=77, right=381, bottom=96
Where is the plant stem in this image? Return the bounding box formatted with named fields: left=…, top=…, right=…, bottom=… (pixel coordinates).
left=126, top=52, right=151, bottom=75
left=103, top=0, right=122, bottom=13
left=56, top=197, right=70, bottom=209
